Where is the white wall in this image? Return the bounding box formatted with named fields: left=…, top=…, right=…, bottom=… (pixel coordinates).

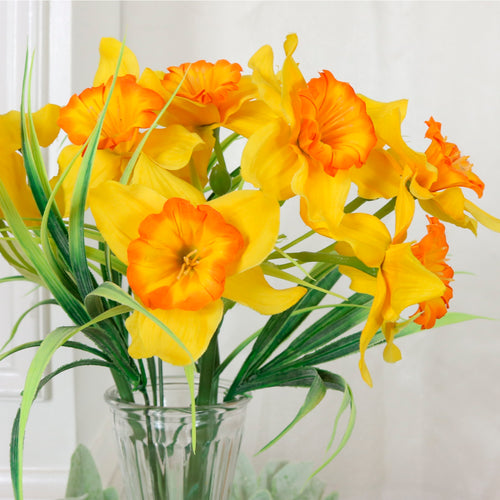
left=2, top=1, right=500, bottom=499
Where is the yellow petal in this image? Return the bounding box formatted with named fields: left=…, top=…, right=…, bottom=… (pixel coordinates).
left=130, top=154, right=205, bottom=205
left=141, top=126, right=204, bottom=170
left=383, top=243, right=446, bottom=321
left=393, top=168, right=415, bottom=244
left=56, top=145, right=123, bottom=217
left=126, top=300, right=223, bottom=365
left=33, top=104, right=61, bottom=147
left=350, top=148, right=402, bottom=200
left=358, top=272, right=388, bottom=387
left=464, top=199, right=500, bottom=232
left=360, top=96, right=427, bottom=173
left=223, top=266, right=306, bottom=314
left=0, top=104, right=60, bottom=152
left=338, top=265, right=378, bottom=296
left=382, top=322, right=402, bottom=364
left=333, top=213, right=392, bottom=268
left=208, top=190, right=280, bottom=273
left=241, top=119, right=304, bottom=200
left=89, top=181, right=166, bottom=263
left=0, top=152, right=40, bottom=220
left=297, top=165, right=351, bottom=234
left=93, top=37, right=140, bottom=86
left=224, top=98, right=276, bottom=138
left=248, top=44, right=282, bottom=117
left=419, top=189, right=477, bottom=234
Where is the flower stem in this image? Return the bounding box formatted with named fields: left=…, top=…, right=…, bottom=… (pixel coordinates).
left=197, top=322, right=222, bottom=405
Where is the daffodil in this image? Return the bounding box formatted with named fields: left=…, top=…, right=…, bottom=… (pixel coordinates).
left=240, top=35, right=390, bottom=267
left=55, top=38, right=207, bottom=214
left=338, top=217, right=451, bottom=386
left=0, top=105, right=60, bottom=220
left=89, top=171, right=306, bottom=365
left=353, top=98, right=500, bottom=239
left=139, top=58, right=267, bottom=137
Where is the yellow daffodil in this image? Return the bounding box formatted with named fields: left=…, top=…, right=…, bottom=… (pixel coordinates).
left=55, top=38, right=208, bottom=215
left=89, top=170, right=306, bottom=365
left=0, top=105, right=60, bottom=220
left=240, top=35, right=391, bottom=267
left=339, top=216, right=452, bottom=386
left=139, top=58, right=267, bottom=137
left=354, top=97, right=500, bottom=239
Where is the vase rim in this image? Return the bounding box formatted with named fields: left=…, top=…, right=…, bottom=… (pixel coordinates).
left=104, top=375, right=251, bottom=413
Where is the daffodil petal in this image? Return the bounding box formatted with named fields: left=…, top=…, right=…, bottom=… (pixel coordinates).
left=93, top=37, right=140, bottom=86
left=208, top=190, right=280, bottom=273
left=0, top=105, right=60, bottom=152
left=223, top=266, right=306, bottom=314
left=126, top=300, right=223, bottom=365
left=56, top=145, right=123, bottom=217
left=89, top=181, right=166, bottom=263
left=248, top=44, right=282, bottom=117
left=333, top=213, right=392, bottom=268
left=359, top=272, right=387, bottom=387
left=393, top=169, right=415, bottom=244
left=419, top=189, right=477, bottom=234
left=297, top=166, right=351, bottom=234
left=338, top=265, right=378, bottom=296
left=142, top=126, right=204, bottom=170
left=350, top=148, right=401, bottom=200
left=130, top=154, right=205, bottom=205
left=464, top=199, right=500, bottom=232
left=0, top=152, right=40, bottom=220
left=383, top=243, right=446, bottom=321
left=241, top=119, right=304, bottom=200
left=382, top=322, right=402, bottom=363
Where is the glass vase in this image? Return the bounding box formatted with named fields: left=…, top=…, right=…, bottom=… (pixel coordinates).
left=104, top=377, right=250, bottom=500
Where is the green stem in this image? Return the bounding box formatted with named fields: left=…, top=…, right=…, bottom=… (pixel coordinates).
left=215, top=328, right=261, bottom=379
left=374, top=197, right=396, bottom=219
left=344, top=196, right=367, bottom=214
left=281, top=230, right=315, bottom=251
left=197, top=322, right=222, bottom=405
left=212, top=127, right=228, bottom=173
left=147, top=357, right=158, bottom=406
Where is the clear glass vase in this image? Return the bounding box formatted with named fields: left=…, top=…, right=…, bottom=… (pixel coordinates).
left=104, top=377, right=250, bottom=500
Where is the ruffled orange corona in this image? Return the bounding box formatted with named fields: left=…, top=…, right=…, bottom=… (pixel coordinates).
left=58, top=75, right=165, bottom=154
left=411, top=216, right=454, bottom=328
left=424, top=117, right=484, bottom=197
left=162, top=60, right=243, bottom=107
left=298, top=70, right=376, bottom=176
left=127, top=197, right=245, bottom=311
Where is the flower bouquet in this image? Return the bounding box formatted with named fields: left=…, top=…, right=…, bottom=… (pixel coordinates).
left=1, top=34, right=498, bottom=499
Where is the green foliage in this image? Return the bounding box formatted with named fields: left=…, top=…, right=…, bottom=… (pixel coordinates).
left=57, top=445, right=119, bottom=500
left=230, top=455, right=339, bottom=500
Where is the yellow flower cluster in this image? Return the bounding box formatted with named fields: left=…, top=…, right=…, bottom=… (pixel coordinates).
left=1, top=35, right=497, bottom=385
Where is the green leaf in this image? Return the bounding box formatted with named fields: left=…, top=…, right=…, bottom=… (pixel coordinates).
left=258, top=372, right=326, bottom=453
left=226, top=268, right=341, bottom=400
left=102, top=488, right=119, bottom=500
left=230, top=454, right=258, bottom=500
left=184, top=363, right=197, bottom=452
left=0, top=299, right=57, bottom=353
left=261, top=293, right=371, bottom=372
left=20, top=51, right=70, bottom=263
left=64, top=445, right=104, bottom=499
left=0, top=179, right=89, bottom=326
left=270, top=462, right=316, bottom=499
left=11, top=305, right=130, bottom=499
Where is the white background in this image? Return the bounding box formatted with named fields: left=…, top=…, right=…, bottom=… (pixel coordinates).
left=2, top=1, right=500, bottom=499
